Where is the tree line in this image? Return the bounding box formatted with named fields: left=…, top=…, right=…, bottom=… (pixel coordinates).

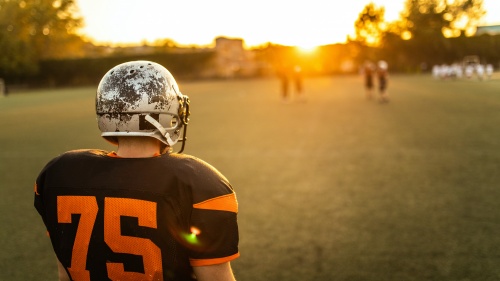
left=0, top=0, right=499, bottom=88
left=350, top=0, right=499, bottom=72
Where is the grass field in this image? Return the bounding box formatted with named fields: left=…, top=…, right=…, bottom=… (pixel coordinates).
left=1, top=74, right=500, bottom=281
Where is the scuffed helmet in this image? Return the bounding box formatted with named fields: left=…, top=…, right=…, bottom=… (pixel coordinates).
left=96, top=61, right=190, bottom=151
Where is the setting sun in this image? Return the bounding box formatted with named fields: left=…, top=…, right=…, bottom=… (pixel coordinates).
left=297, top=45, right=318, bottom=54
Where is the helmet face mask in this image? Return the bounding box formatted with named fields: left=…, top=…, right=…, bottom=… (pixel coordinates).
left=96, top=61, right=190, bottom=152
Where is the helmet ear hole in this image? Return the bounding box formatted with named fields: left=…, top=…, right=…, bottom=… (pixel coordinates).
left=170, top=117, right=178, bottom=129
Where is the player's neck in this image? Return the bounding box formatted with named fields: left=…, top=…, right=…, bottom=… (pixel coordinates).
left=116, top=137, right=162, bottom=158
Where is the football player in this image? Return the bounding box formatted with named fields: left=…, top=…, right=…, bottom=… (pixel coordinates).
left=486, top=64, right=494, bottom=80
left=34, top=61, right=239, bottom=281
left=377, top=60, right=389, bottom=103
left=363, top=61, right=375, bottom=100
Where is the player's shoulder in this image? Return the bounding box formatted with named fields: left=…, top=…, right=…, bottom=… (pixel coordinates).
left=103, top=152, right=233, bottom=199
left=53, top=149, right=108, bottom=161
left=165, top=153, right=232, bottom=188
left=43, top=149, right=108, bottom=169
left=37, top=149, right=109, bottom=182
left=165, top=153, right=216, bottom=169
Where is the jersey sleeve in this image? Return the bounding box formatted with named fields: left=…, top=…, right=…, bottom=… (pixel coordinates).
left=34, top=155, right=61, bottom=230
left=180, top=157, right=240, bottom=266
left=188, top=193, right=240, bottom=266
left=34, top=179, right=45, bottom=227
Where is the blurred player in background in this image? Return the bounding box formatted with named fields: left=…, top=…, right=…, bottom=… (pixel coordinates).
left=0, top=78, right=7, bottom=97
left=363, top=61, right=375, bottom=100
left=486, top=64, right=494, bottom=80
left=277, top=62, right=291, bottom=102
left=377, top=60, right=389, bottom=103
left=277, top=62, right=305, bottom=103
left=34, top=61, right=239, bottom=281
left=476, top=64, right=485, bottom=80
left=292, top=64, right=306, bottom=102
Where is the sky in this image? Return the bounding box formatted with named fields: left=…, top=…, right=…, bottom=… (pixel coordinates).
left=76, top=0, right=500, bottom=48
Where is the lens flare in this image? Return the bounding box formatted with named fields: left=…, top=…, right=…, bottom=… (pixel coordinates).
left=190, top=227, right=201, bottom=236
left=182, top=226, right=201, bottom=245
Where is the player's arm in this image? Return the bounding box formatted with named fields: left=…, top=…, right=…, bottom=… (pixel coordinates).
left=56, top=258, right=71, bottom=281
left=193, top=262, right=236, bottom=281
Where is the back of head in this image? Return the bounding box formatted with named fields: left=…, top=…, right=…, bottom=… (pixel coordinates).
left=378, top=60, right=388, bottom=71
left=96, top=61, right=190, bottom=151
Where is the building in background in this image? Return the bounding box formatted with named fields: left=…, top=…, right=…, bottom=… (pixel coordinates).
left=207, top=37, right=265, bottom=78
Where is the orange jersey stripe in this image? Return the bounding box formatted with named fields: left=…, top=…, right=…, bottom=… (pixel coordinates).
left=106, top=151, right=162, bottom=158
left=190, top=253, right=240, bottom=267
left=34, top=183, right=40, bottom=195
left=106, top=151, right=120, bottom=158
left=192, top=193, right=238, bottom=213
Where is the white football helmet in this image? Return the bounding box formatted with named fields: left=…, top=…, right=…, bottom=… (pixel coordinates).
left=96, top=61, right=190, bottom=152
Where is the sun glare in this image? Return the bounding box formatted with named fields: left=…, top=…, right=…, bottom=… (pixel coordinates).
left=297, top=45, right=318, bottom=54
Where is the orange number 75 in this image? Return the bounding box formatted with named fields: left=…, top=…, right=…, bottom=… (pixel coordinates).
left=57, top=196, right=163, bottom=281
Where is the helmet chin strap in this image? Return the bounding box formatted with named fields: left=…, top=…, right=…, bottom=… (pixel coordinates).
left=145, top=114, right=176, bottom=146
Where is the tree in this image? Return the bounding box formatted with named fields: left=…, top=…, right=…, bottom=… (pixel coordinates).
left=400, top=0, right=485, bottom=39
left=353, top=3, right=387, bottom=47
left=0, top=0, right=83, bottom=77
left=377, top=0, right=486, bottom=70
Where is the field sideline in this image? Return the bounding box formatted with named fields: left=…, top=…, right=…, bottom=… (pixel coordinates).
left=1, top=74, right=500, bottom=280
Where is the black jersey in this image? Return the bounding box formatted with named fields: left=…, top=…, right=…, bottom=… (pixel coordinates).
left=377, top=69, right=388, bottom=91
left=365, top=67, right=374, bottom=89
left=34, top=149, right=239, bottom=281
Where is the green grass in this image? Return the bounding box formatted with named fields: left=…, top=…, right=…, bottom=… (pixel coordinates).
left=1, top=74, right=500, bottom=280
